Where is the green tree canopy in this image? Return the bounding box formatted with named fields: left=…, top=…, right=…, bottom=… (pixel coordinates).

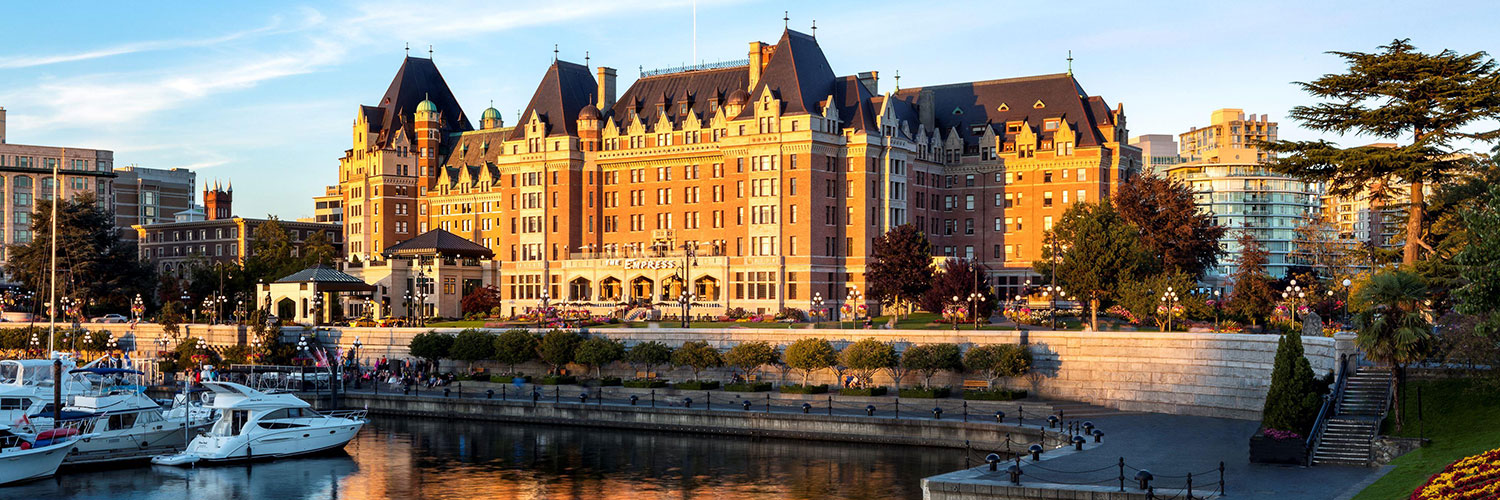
left=1226, top=231, right=1278, bottom=326
left=492, top=329, right=538, bottom=375
left=1262, top=39, right=1500, bottom=266
left=1113, top=174, right=1227, bottom=280
left=448, top=329, right=495, bottom=371
left=1034, top=201, right=1153, bottom=330
left=407, top=331, right=454, bottom=370
left=784, top=337, right=837, bottom=386
left=625, top=341, right=673, bottom=378
left=838, top=338, right=897, bottom=388
left=5, top=194, right=154, bottom=317
left=536, top=329, right=581, bottom=374
left=1261, top=328, right=1322, bottom=434
left=573, top=337, right=625, bottom=379
left=1454, top=183, right=1500, bottom=336
left=902, top=343, right=963, bottom=388
left=867, top=224, right=934, bottom=319
left=670, top=341, right=722, bottom=381
left=1353, top=270, right=1434, bottom=429
left=723, top=341, right=778, bottom=380
left=963, top=344, right=1032, bottom=387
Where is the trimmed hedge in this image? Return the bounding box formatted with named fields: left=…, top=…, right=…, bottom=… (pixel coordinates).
left=962, top=389, right=1027, bottom=401
left=494, top=375, right=532, bottom=384
left=839, top=387, right=888, bottom=397
left=594, top=376, right=623, bottom=387
left=898, top=387, right=952, bottom=399
left=724, top=382, right=774, bottom=392
left=779, top=384, right=829, bottom=394
left=469, top=373, right=493, bottom=382
left=537, top=375, right=578, bottom=385
left=622, top=379, right=668, bottom=388
left=674, top=380, right=720, bottom=390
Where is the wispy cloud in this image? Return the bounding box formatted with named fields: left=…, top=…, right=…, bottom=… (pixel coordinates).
left=0, top=19, right=287, bottom=69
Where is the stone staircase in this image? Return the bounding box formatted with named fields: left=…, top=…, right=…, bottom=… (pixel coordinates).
left=1312, top=367, right=1393, bottom=466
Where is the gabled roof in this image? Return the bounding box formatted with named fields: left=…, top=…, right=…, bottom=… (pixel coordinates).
left=509, top=60, right=597, bottom=140
left=383, top=229, right=495, bottom=259
left=739, top=29, right=837, bottom=119
left=442, top=128, right=512, bottom=168
left=370, top=57, right=472, bottom=147
left=611, top=65, right=749, bottom=130
left=891, top=73, right=1109, bottom=147
left=831, top=75, right=877, bottom=132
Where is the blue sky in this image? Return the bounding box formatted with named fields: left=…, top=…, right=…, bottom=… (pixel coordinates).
left=1, top=0, right=1496, bottom=219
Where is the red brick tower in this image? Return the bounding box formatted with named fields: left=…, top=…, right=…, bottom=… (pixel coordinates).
left=415, top=95, right=441, bottom=186
left=204, top=180, right=232, bottom=220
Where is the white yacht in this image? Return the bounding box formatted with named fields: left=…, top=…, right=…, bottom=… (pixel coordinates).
left=0, top=423, right=84, bottom=485
left=22, top=368, right=216, bottom=465
left=153, top=381, right=365, bottom=465
left=0, top=358, right=93, bottom=425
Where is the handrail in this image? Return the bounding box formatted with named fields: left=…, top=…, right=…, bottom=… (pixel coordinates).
left=1306, top=353, right=1351, bottom=465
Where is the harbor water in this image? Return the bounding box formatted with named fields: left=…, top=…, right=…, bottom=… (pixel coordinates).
left=6, top=416, right=966, bottom=499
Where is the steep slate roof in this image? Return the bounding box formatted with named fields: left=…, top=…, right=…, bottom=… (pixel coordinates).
left=442, top=128, right=513, bottom=168
left=739, top=29, right=837, bottom=120
left=891, top=73, right=1109, bottom=147
left=831, top=75, right=878, bottom=132
left=509, top=60, right=597, bottom=140
left=383, top=229, right=495, bottom=259
left=370, top=57, right=472, bottom=147
left=611, top=65, right=749, bottom=130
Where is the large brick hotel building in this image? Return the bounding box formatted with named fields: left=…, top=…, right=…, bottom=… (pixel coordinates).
left=337, top=29, right=1139, bottom=318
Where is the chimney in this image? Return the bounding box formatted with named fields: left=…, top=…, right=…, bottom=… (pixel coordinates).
left=748, top=41, right=765, bottom=91
left=0, top=107, right=6, bottom=144
left=596, top=67, right=617, bottom=111
left=918, top=89, right=935, bottom=131
left=858, top=71, right=879, bottom=95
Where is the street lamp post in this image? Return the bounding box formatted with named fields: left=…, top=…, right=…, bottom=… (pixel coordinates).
left=1212, top=290, right=1222, bottom=332
left=949, top=295, right=961, bottom=332
left=537, top=291, right=550, bottom=330
left=968, top=292, right=984, bottom=330
left=811, top=292, right=824, bottom=325
left=1341, top=278, right=1352, bottom=324
left=311, top=294, right=324, bottom=327
left=1282, top=279, right=1304, bottom=324
left=846, top=288, right=863, bottom=329
left=1159, top=287, right=1180, bottom=332
left=351, top=336, right=363, bottom=389
left=677, top=292, right=696, bottom=328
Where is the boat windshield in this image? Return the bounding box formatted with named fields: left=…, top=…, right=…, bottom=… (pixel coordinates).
left=0, top=363, right=17, bottom=385
left=211, top=409, right=250, bottom=437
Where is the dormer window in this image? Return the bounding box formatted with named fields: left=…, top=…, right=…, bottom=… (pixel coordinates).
left=710, top=102, right=719, bottom=113
left=970, top=125, right=986, bottom=136
left=1044, top=119, right=1059, bottom=131
left=680, top=103, right=689, bottom=114
left=1006, top=123, right=1022, bottom=133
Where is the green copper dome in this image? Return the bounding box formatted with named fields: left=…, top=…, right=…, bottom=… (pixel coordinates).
left=416, top=98, right=438, bottom=113
left=481, top=107, right=501, bottom=121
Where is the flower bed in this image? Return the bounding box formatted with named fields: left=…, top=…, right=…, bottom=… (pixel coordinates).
left=1412, top=447, right=1500, bottom=500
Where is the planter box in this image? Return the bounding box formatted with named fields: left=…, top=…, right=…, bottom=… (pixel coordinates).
left=779, top=384, right=829, bottom=394
left=673, top=380, right=720, bottom=390
left=1249, top=429, right=1310, bottom=465
left=898, top=387, right=952, bottom=399
left=725, top=382, right=773, bottom=392
left=622, top=379, right=668, bottom=388
left=537, top=375, right=577, bottom=385
left=963, top=389, right=1027, bottom=401
left=839, top=387, right=888, bottom=397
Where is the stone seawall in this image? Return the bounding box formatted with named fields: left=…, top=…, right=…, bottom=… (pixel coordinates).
left=82, top=323, right=1354, bottom=420
left=340, top=392, right=1056, bottom=452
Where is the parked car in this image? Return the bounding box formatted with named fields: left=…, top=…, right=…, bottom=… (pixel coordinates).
left=91, top=314, right=129, bottom=323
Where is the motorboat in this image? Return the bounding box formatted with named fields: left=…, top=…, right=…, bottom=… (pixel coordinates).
left=19, top=368, right=215, bottom=465
left=152, top=381, right=365, bottom=465
left=0, top=358, right=93, bottom=425
left=0, top=423, right=84, bottom=485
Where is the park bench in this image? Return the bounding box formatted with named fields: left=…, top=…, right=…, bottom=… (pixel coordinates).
left=962, top=379, right=990, bottom=390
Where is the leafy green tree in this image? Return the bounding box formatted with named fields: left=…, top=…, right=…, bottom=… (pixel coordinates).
left=964, top=344, right=1032, bottom=388
left=243, top=217, right=310, bottom=284
left=407, top=331, right=454, bottom=373
left=867, top=224, right=934, bottom=319
left=839, top=338, right=897, bottom=388
left=1116, top=271, right=1200, bottom=331
left=158, top=301, right=185, bottom=341
left=448, top=329, right=494, bottom=373
left=1261, top=328, right=1321, bottom=434
left=573, top=336, right=625, bottom=379
left=1262, top=39, right=1500, bottom=266
left=902, top=343, right=963, bottom=388
left=919, top=258, right=997, bottom=320
left=723, top=341, right=778, bottom=381
left=4, top=194, right=154, bottom=316
left=670, top=341, right=722, bottom=381
left=1227, top=232, right=1277, bottom=326
left=492, top=329, right=538, bottom=375
left=625, top=341, right=672, bottom=379
left=1034, top=202, right=1153, bottom=330
left=1454, top=184, right=1500, bottom=336
left=1352, top=270, right=1434, bottom=430
left=301, top=229, right=337, bottom=266
left=536, top=329, right=581, bottom=375
left=1113, top=174, right=1227, bottom=280
left=785, top=338, right=837, bottom=386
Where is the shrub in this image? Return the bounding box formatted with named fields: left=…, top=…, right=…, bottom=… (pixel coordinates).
left=839, top=387, right=888, bottom=396
left=674, top=380, right=719, bottom=390
left=964, top=344, right=1032, bottom=387
left=671, top=341, right=722, bottom=381
left=536, top=329, right=581, bottom=374
left=725, top=307, right=750, bottom=320
left=779, top=384, right=828, bottom=394
left=622, top=378, right=668, bottom=388
left=470, top=373, right=493, bottom=382
left=493, top=329, right=537, bottom=375
left=840, top=338, right=897, bottom=388
left=449, top=329, right=495, bottom=371
left=724, top=341, right=779, bottom=380
left=408, top=331, right=454, bottom=370
left=724, top=382, right=773, bottom=392
left=1261, top=328, right=1322, bottom=434
left=537, top=375, right=577, bottom=385
left=574, top=337, right=625, bottom=379
left=626, top=341, right=673, bottom=378
left=963, top=389, right=1027, bottom=401
left=898, top=387, right=952, bottom=398
left=785, top=338, right=837, bottom=386
left=902, top=343, right=963, bottom=388
left=595, top=376, right=622, bottom=387
left=494, top=375, right=532, bottom=384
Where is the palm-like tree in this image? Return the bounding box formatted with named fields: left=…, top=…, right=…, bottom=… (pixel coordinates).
left=1352, top=270, right=1432, bottom=430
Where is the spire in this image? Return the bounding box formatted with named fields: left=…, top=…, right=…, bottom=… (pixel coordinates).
left=553, top=44, right=559, bottom=63
left=811, top=19, right=816, bottom=38
left=783, top=11, right=789, bottom=29
left=585, top=51, right=590, bottom=68
left=428, top=45, right=433, bottom=59
left=1067, top=50, right=1074, bottom=76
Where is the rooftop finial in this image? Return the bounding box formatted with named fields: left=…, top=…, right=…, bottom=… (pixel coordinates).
left=554, top=44, right=559, bottom=63
left=783, top=11, right=789, bottom=29
left=894, top=70, right=900, bottom=91
left=1067, top=50, right=1074, bottom=76
left=811, top=19, right=816, bottom=38
left=585, top=51, right=590, bottom=68
left=405, top=42, right=409, bottom=57
left=428, top=45, right=433, bottom=59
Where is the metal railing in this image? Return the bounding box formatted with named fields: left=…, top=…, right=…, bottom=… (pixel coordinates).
left=641, top=59, right=749, bottom=77
left=1305, top=353, right=1351, bottom=465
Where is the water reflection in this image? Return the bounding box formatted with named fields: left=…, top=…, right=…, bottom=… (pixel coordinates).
left=8, top=417, right=962, bottom=500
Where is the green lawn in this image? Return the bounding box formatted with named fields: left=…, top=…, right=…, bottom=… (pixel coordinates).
left=1354, top=378, right=1500, bottom=500
left=425, top=312, right=1103, bottom=331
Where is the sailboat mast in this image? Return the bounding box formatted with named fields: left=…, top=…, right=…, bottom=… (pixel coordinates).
left=48, top=148, right=61, bottom=354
